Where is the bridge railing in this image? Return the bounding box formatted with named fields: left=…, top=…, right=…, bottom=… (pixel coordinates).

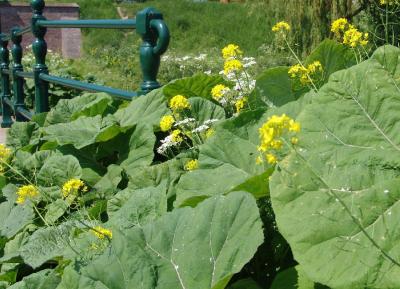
left=0, top=0, right=170, bottom=127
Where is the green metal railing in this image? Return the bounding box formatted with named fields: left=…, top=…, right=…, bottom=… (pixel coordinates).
left=0, top=0, right=170, bottom=127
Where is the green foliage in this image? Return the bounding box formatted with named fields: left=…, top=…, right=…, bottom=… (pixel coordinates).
left=1, top=35, right=399, bottom=289
left=60, top=192, right=263, bottom=289
left=270, top=45, right=400, bottom=288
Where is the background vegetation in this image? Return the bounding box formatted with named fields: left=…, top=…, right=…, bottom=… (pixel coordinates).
left=6, top=0, right=394, bottom=92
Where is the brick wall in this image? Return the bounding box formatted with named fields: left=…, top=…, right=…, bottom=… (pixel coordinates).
left=0, top=2, right=81, bottom=58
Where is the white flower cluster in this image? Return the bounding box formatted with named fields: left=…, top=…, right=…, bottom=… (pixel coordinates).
left=174, top=118, right=196, bottom=127
left=191, top=119, right=219, bottom=133
left=157, top=135, right=180, bottom=154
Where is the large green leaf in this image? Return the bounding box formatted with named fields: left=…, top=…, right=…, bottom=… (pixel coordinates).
left=250, top=66, right=308, bottom=108
left=115, top=88, right=169, bottom=128
left=270, top=45, right=400, bottom=289
left=8, top=269, right=60, bottom=289
left=44, top=93, right=113, bottom=126
left=269, top=267, right=297, bottom=289
left=126, top=157, right=188, bottom=207
left=188, top=97, right=226, bottom=124
left=251, top=39, right=355, bottom=108
left=305, top=39, right=356, bottom=83
left=6, top=122, right=39, bottom=150
left=37, top=155, right=82, bottom=186
left=19, top=223, right=74, bottom=269
left=0, top=185, right=34, bottom=239
left=0, top=204, right=34, bottom=239
left=228, top=278, right=262, bottom=289
left=43, top=115, right=119, bottom=149
left=163, top=73, right=227, bottom=101
left=62, top=192, right=263, bottom=289
left=107, top=184, right=167, bottom=230
left=174, top=110, right=267, bottom=207
left=56, top=263, right=108, bottom=289
left=174, top=101, right=309, bottom=207
left=93, top=165, right=123, bottom=197
left=119, top=124, right=156, bottom=173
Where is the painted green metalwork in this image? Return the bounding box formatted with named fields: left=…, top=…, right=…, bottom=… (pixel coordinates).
left=37, top=19, right=136, bottom=29
left=136, top=8, right=170, bottom=93
left=11, top=27, right=28, bottom=121
left=0, top=34, right=13, bottom=127
left=31, top=0, right=49, bottom=114
left=40, top=74, right=137, bottom=100
left=0, top=0, right=170, bottom=126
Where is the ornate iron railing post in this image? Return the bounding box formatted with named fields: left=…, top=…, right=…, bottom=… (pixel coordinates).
left=136, top=8, right=170, bottom=94
left=31, top=0, right=49, bottom=113
left=0, top=35, right=13, bottom=127
left=11, top=27, right=26, bottom=121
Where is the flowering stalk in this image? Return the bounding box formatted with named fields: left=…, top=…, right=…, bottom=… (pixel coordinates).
left=272, top=21, right=320, bottom=91
left=157, top=95, right=219, bottom=158
left=211, top=44, right=256, bottom=115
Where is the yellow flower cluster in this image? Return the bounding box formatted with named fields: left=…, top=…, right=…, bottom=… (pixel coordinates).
left=171, top=129, right=183, bottom=143
left=184, top=159, right=198, bottom=171
left=91, top=226, right=112, bottom=240
left=160, top=115, right=175, bottom=132
left=0, top=144, right=11, bottom=172
left=331, top=18, right=348, bottom=36
left=16, top=185, right=39, bottom=205
left=211, top=84, right=229, bottom=101
left=343, top=27, right=368, bottom=48
left=224, top=59, right=243, bottom=75
left=331, top=18, right=368, bottom=48
left=169, top=95, right=191, bottom=111
left=235, top=97, right=247, bottom=113
left=288, top=61, right=322, bottom=85
left=62, top=178, right=87, bottom=198
left=222, top=44, right=242, bottom=60
left=258, top=114, right=300, bottom=164
left=272, top=21, right=291, bottom=33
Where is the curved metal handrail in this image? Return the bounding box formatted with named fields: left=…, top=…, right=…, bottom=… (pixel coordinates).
left=150, top=19, right=170, bottom=55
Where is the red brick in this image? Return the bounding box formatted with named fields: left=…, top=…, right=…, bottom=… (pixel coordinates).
left=0, top=2, right=81, bottom=58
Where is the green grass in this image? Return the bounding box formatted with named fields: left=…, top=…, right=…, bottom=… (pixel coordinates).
left=120, top=0, right=276, bottom=56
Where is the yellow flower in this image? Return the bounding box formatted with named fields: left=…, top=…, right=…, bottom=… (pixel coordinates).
left=258, top=114, right=300, bottom=152
left=211, top=84, right=229, bottom=101
left=169, top=95, right=191, bottom=111
left=343, top=26, right=368, bottom=47
left=266, top=153, right=278, bottom=164
left=62, top=178, right=87, bottom=198
left=160, top=115, right=175, bottom=132
left=272, top=21, right=291, bottom=33
left=224, top=59, right=243, bottom=75
left=289, top=120, right=301, bottom=132
left=0, top=144, right=11, bottom=160
left=291, top=137, right=299, bottom=145
left=331, top=18, right=348, bottom=35
left=288, top=61, right=323, bottom=85
left=0, top=144, right=11, bottom=172
left=171, top=129, right=183, bottom=143
left=184, top=159, right=198, bottom=171
left=288, top=64, right=307, bottom=78
left=222, top=44, right=243, bottom=60
left=235, top=97, right=247, bottom=113
left=91, top=226, right=112, bottom=240
left=307, top=61, right=322, bottom=74
left=16, top=185, right=39, bottom=205
left=205, top=128, right=215, bottom=138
